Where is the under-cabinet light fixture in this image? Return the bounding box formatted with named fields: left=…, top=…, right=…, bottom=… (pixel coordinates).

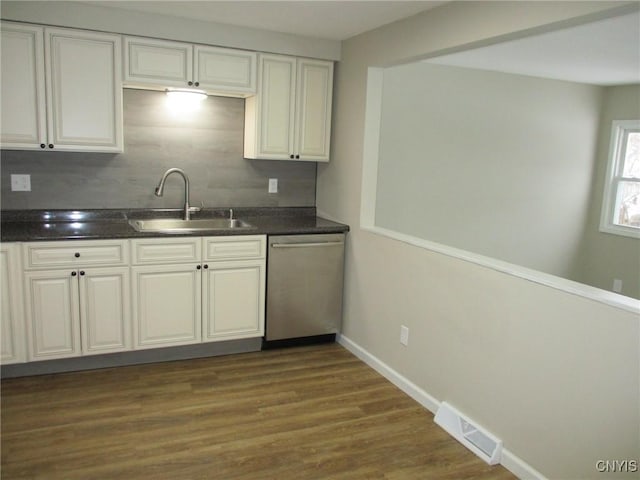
left=165, top=88, right=208, bottom=101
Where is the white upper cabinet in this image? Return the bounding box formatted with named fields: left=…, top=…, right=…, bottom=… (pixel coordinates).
left=294, top=59, right=334, bottom=160
left=194, top=45, right=256, bottom=94
left=0, top=23, right=47, bottom=149
left=0, top=22, right=123, bottom=152
left=123, top=37, right=192, bottom=88
left=246, top=55, right=297, bottom=159
left=123, top=37, right=256, bottom=96
left=244, top=54, right=333, bottom=162
left=46, top=28, right=123, bottom=152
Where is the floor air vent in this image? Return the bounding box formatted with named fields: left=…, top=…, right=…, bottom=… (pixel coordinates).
left=434, top=402, right=502, bottom=465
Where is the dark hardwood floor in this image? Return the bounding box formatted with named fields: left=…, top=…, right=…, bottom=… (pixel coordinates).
left=1, top=343, right=516, bottom=479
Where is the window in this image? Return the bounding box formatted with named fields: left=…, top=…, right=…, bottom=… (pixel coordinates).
left=600, top=120, right=640, bottom=238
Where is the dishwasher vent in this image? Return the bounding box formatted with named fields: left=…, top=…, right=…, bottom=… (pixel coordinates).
left=434, top=402, right=502, bottom=465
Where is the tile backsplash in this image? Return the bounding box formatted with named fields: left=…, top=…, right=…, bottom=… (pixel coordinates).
left=0, top=89, right=316, bottom=210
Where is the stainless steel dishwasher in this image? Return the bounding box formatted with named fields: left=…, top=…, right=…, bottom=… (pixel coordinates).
left=264, top=233, right=345, bottom=347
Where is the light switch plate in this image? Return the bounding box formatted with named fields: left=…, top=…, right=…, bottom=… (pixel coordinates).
left=11, top=174, right=31, bottom=192
left=268, top=178, right=278, bottom=193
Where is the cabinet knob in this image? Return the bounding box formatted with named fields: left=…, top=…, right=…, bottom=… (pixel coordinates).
left=40, top=143, right=46, bottom=149
left=80, top=271, right=85, bottom=276
left=74, top=252, right=80, bottom=258
left=204, top=264, right=208, bottom=269
left=188, top=81, right=193, bottom=86
left=71, top=271, right=77, bottom=276
left=48, top=144, right=54, bottom=149
left=194, top=81, right=199, bottom=87
left=295, top=155, right=300, bottom=159
left=290, top=154, right=294, bottom=159
left=196, top=265, right=201, bottom=270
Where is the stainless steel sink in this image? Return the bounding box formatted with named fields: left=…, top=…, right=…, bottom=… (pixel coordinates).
left=128, top=218, right=254, bottom=233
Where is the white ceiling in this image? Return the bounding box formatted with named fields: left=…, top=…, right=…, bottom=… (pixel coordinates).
left=88, top=1, right=444, bottom=41
left=427, top=9, right=640, bottom=86
left=84, top=2, right=639, bottom=85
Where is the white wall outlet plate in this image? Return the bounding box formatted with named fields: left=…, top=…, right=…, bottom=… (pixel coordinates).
left=268, top=178, right=278, bottom=193
left=613, top=279, right=623, bottom=293
left=400, top=325, right=409, bottom=346
left=11, top=174, right=31, bottom=192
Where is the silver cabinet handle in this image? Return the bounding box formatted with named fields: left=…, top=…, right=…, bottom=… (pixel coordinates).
left=271, top=241, right=343, bottom=249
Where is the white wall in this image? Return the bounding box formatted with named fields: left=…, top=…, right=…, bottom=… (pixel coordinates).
left=317, top=2, right=640, bottom=479
left=576, top=85, right=640, bottom=299
left=375, top=61, right=602, bottom=278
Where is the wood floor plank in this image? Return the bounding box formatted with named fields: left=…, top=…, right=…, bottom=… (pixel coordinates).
left=1, top=343, right=516, bottom=479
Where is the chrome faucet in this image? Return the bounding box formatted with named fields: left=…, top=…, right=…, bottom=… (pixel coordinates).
left=154, top=168, right=200, bottom=220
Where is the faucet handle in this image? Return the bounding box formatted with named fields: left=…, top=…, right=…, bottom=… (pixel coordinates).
left=229, top=208, right=234, bottom=220
left=188, top=201, right=204, bottom=214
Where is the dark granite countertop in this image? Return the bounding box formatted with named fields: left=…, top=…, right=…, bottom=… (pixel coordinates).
left=0, top=207, right=349, bottom=242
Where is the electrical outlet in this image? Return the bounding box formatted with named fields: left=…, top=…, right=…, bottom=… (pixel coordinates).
left=613, top=279, right=623, bottom=293
left=11, top=174, right=31, bottom=192
left=400, top=325, right=409, bottom=346
left=268, top=178, right=278, bottom=193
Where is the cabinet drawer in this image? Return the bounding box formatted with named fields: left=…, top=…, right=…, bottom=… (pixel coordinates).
left=131, top=238, right=201, bottom=265
left=23, top=240, right=128, bottom=269
left=204, top=235, right=265, bottom=261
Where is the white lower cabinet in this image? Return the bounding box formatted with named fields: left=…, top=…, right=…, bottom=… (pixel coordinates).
left=132, top=263, right=202, bottom=348
left=14, top=235, right=265, bottom=364
left=203, top=260, right=265, bottom=341
left=1, top=243, right=26, bottom=364
left=131, top=235, right=266, bottom=349
left=80, top=267, right=131, bottom=354
left=22, top=240, right=131, bottom=361
left=24, top=270, right=81, bottom=360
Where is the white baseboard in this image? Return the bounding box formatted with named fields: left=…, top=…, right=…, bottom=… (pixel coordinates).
left=336, top=333, right=440, bottom=414
left=500, top=451, right=549, bottom=480
left=336, top=334, right=548, bottom=480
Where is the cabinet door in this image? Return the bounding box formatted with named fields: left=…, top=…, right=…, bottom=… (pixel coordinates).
left=203, top=260, right=265, bottom=342
left=295, top=59, right=333, bottom=162
left=0, top=22, right=47, bottom=150
left=1, top=244, right=26, bottom=364
left=123, top=36, right=193, bottom=88
left=132, top=264, right=201, bottom=349
left=24, top=270, right=81, bottom=361
left=247, top=55, right=296, bottom=160
left=194, top=45, right=256, bottom=94
left=45, top=27, right=123, bottom=152
left=79, top=267, right=131, bottom=354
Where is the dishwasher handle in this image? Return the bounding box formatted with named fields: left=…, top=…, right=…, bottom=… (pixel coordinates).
left=271, top=241, right=344, bottom=249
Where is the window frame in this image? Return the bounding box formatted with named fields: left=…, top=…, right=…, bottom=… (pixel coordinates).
left=599, top=119, right=640, bottom=238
